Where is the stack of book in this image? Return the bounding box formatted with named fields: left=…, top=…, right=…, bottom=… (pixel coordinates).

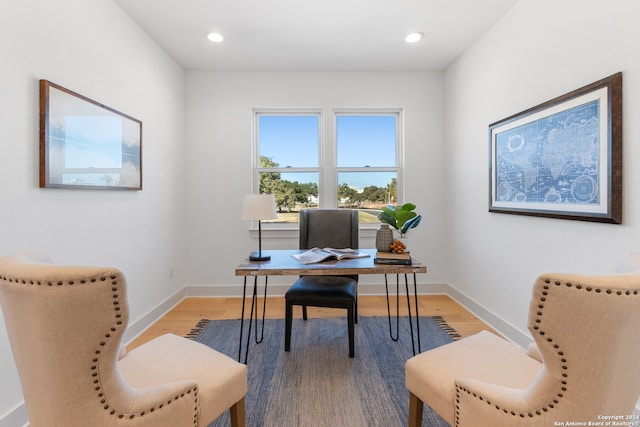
left=374, top=251, right=412, bottom=265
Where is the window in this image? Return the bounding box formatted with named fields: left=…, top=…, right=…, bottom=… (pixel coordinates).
left=336, top=112, right=399, bottom=209
left=253, top=108, right=402, bottom=225
left=255, top=111, right=321, bottom=224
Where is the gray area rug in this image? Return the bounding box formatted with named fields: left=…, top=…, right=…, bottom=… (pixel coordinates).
left=191, top=316, right=455, bottom=427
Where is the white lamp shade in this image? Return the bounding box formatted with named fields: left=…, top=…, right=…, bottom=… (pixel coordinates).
left=242, top=194, right=277, bottom=221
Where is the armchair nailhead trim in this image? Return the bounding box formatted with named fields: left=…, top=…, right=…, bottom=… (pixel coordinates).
left=90, top=275, right=199, bottom=424
left=0, top=272, right=200, bottom=425
left=453, top=277, right=639, bottom=426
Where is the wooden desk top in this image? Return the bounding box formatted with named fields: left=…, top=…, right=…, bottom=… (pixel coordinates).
left=235, top=249, right=427, bottom=276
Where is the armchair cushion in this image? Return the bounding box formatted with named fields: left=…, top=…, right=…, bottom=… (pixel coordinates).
left=120, top=334, right=247, bottom=424
left=406, top=330, right=541, bottom=426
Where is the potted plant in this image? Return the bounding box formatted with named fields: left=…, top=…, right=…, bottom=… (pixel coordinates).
left=376, top=203, right=422, bottom=253
left=377, top=203, right=422, bottom=237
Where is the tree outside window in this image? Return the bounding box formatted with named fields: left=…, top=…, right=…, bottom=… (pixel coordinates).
left=254, top=109, right=402, bottom=224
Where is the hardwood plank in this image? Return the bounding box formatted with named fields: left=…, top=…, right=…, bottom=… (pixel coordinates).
left=127, top=295, right=497, bottom=351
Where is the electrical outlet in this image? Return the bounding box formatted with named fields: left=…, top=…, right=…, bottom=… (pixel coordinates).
left=169, top=265, right=174, bottom=279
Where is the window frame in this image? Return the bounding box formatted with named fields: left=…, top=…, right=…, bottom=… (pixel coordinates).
left=333, top=108, right=404, bottom=213
left=251, top=107, right=404, bottom=230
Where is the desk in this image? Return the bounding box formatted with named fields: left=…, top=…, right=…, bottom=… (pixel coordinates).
left=235, top=248, right=427, bottom=363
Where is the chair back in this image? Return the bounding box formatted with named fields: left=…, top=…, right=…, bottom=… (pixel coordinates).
left=299, top=209, right=359, bottom=280
left=525, top=272, right=640, bottom=420
left=0, top=254, right=136, bottom=426
left=299, top=209, right=359, bottom=250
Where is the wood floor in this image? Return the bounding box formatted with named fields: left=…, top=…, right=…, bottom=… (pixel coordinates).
left=127, top=294, right=497, bottom=351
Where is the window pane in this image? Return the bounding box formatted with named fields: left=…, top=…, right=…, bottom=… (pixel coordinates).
left=259, top=115, right=318, bottom=167
left=337, top=115, right=396, bottom=167
left=260, top=171, right=318, bottom=223
left=338, top=171, right=397, bottom=207
left=253, top=109, right=401, bottom=226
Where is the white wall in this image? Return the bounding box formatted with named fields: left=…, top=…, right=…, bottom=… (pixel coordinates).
left=446, top=0, right=640, bottom=413
left=4, top=0, right=640, bottom=423
left=444, top=0, right=640, bottom=359
left=184, top=71, right=447, bottom=293
left=0, top=0, right=186, bottom=423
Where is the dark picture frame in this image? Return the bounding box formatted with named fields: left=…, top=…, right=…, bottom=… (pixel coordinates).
left=39, top=80, right=142, bottom=190
left=488, top=72, right=622, bottom=223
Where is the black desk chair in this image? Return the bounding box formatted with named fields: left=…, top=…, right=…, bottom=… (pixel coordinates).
left=284, top=209, right=359, bottom=357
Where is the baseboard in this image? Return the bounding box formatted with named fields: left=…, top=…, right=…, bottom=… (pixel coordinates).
left=0, top=402, right=27, bottom=427
left=182, top=281, right=533, bottom=349
left=123, top=287, right=187, bottom=344
left=444, top=286, right=532, bottom=349
left=184, top=281, right=449, bottom=298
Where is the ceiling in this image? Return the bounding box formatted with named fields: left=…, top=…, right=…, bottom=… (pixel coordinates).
left=114, top=0, right=519, bottom=72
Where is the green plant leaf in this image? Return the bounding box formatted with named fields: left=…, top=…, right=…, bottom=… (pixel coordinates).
left=377, top=211, right=398, bottom=229
left=380, top=206, right=395, bottom=216
left=395, top=210, right=416, bottom=227
left=401, top=214, right=422, bottom=234
left=378, top=203, right=422, bottom=235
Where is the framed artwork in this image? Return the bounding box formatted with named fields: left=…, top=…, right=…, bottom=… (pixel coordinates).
left=39, top=80, right=142, bottom=190
left=488, top=72, right=622, bottom=223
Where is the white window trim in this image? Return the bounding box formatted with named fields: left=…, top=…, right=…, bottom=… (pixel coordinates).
left=332, top=108, right=404, bottom=218
left=252, top=108, right=323, bottom=190
left=251, top=107, right=405, bottom=232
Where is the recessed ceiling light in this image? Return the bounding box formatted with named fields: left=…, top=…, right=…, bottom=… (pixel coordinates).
left=207, top=32, right=224, bottom=43
left=405, top=32, right=424, bottom=43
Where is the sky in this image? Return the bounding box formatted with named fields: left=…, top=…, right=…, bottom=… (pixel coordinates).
left=259, top=114, right=397, bottom=189
left=64, top=116, right=123, bottom=168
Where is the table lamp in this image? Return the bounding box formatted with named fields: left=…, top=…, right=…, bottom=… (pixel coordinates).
left=242, top=193, right=277, bottom=261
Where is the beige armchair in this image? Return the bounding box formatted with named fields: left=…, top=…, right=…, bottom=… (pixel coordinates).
left=405, top=272, right=640, bottom=427
left=0, top=254, right=247, bottom=427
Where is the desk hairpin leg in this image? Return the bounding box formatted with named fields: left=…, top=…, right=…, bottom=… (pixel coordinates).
left=385, top=274, right=400, bottom=341
left=384, top=272, right=422, bottom=356
left=412, top=272, right=422, bottom=354
left=404, top=273, right=422, bottom=355
left=238, top=275, right=268, bottom=364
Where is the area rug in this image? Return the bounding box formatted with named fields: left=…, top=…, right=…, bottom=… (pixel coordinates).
left=190, top=316, right=456, bottom=427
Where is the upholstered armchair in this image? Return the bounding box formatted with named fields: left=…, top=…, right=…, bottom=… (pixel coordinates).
left=0, top=254, right=247, bottom=427
left=405, top=272, right=640, bottom=427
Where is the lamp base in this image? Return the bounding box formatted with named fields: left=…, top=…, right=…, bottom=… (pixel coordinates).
left=249, top=251, right=271, bottom=261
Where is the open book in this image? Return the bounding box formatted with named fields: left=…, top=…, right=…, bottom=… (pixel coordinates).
left=292, top=247, right=370, bottom=265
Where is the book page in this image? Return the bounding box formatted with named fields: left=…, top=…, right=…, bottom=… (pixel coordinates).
left=292, top=248, right=369, bottom=264
left=291, top=248, right=334, bottom=264
left=324, top=248, right=370, bottom=260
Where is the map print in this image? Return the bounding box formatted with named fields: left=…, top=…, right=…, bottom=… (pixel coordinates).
left=495, top=100, right=600, bottom=205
